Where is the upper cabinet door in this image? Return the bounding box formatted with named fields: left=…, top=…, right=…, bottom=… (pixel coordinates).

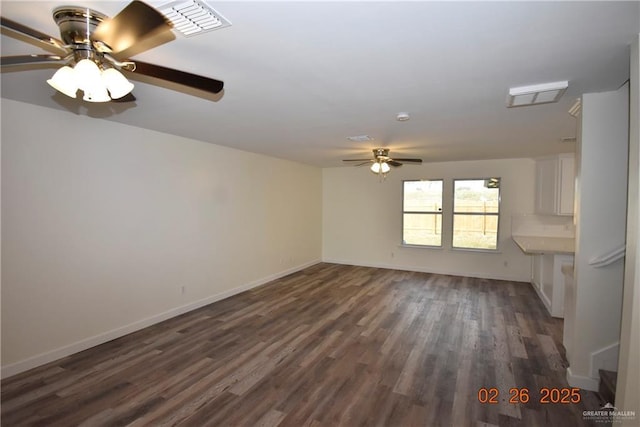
left=536, top=156, right=559, bottom=215
left=535, top=154, right=575, bottom=216
left=557, top=155, right=575, bottom=216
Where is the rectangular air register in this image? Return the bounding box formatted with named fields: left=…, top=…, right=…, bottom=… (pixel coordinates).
left=507, top=81, right=568, bottom=107
left=158, top=0, right=231, bottom=37
left=347, top=135, right=374, bottom=142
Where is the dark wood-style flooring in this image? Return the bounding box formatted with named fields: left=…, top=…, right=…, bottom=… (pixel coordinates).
left=1, top=263, right=604, bottom=426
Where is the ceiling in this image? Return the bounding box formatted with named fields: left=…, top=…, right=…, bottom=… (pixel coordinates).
left=1, top=1, right=639, bottom=167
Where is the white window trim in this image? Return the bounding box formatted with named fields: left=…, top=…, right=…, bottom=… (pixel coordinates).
left=451, top=177, right=501, bottom=252
left=401, top=179, right=444, bottom=248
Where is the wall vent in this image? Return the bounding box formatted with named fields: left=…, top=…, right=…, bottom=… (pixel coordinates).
left=568, top=98, right=582, bottom=117
left=158, top=0, right=231, bottom=37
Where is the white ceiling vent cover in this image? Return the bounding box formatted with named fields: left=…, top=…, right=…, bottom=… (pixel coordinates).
left=507, top=81, right=568, bottom=108
left=347, top=135, right=374, bottom=142
left=158, top=0, right=231, bottom=37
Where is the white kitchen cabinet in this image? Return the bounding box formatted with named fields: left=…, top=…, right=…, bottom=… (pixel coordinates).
left=535, top=154, right=575, bottom=216
left=557, top=155, right=575, bottom=215
left=532, top=253, right=574, bottom=318
left=512, top=235, right=575, bottom=318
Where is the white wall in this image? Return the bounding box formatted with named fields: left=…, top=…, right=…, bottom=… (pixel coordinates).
left=617, top=33, right=640, bottom=417
left=566, top=85, right=629, bottom=391
left=323, top=158, right=536, bottom=282
left=1, top=99, right=322, bottom=376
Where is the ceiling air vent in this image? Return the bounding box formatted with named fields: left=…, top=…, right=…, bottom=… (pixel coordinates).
left=158, top=0, right=231, bottom=37
left=347, top=135, right=374, bottom=142
left=507, top=81, right=568, bottom=108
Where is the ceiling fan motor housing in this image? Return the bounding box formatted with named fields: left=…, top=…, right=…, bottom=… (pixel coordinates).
left=53, top=7, right=107, bottom=47
left=374, top=148, right=390, bottom=160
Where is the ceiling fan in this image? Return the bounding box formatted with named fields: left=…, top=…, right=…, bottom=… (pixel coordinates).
left=343, top=148, right=423, bottom=176
left=0, top=0, right=224, bottom=102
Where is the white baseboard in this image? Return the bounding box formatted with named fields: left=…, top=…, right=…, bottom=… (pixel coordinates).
left=1, top=259, right=321, bottom=379
left=531, top=278, right=553, bottom=316
left=566, top=367, right=600, bottom=391
left=322, top=258, right=530, bottom=283
left=590, top=342, right=620, bottom=378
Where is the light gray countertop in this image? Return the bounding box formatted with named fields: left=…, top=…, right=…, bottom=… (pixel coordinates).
left=512, top=235, right=575, bottom=255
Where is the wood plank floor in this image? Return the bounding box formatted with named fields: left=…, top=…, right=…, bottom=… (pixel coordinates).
left=1, top=263, right=604, bottom=426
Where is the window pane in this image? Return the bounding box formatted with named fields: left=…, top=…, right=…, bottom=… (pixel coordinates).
left=454, top=179, right=500, bottom=213
left=403, top=213, right=442, bottom=246
left=403, top=180, right=443, bottom=212
left=452, top=214, right=498, bottom=249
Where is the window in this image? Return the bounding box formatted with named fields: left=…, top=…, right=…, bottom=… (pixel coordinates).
left=402, top=180, right=443, bottom=246
left=452, top=178, right=500, bottom=250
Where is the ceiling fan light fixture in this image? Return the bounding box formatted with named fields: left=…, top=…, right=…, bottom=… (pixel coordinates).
left=370, top=161, right=390, bottom=174
left=74, top=59, right=103, bottom=92
left=101, top=68, right=135, bottom=99
left=47, top=59, right=134, bottom=102
left=46, top=65, right=78, bottom=98
left=83, top=85, right=111, bottom=103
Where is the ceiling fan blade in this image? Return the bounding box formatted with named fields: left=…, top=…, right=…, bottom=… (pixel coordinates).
left=1, top=54, right=66, bottom=67
left=126, top=61, right=224, bottom=94
left=388, top=160, right=404, bottom=167
left=92, top=0, right=172, bottom=56
left=1, top=17, right=67, bottom=54
left=342, top=159, right=374, bottom=166
left=391, top=158, right=423, bottom=163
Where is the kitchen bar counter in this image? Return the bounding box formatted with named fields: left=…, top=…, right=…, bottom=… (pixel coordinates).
left=513, top=235, right=575, bottom=318
left=512, top=235, right=575, bottom=255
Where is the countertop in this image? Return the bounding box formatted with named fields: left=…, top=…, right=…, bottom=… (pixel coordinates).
left=512, top=235, right=575, bottom=255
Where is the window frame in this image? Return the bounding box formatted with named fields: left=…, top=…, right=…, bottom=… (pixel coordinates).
left=451, top=177, right=501, bottom=252
left=401, top=179, right=444, bottom=248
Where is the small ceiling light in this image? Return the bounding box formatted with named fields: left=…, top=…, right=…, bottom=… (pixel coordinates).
left=75, top=59, right=103, bottom=92
left=46, top=66, right=78, bottom=98
left=507, top=81, right=568, bottom=107
left=396, top=112, right=410, bottom=121
left=83, top=85, right=111, bottom=102
left=101, top=68, right=135, bottom=99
